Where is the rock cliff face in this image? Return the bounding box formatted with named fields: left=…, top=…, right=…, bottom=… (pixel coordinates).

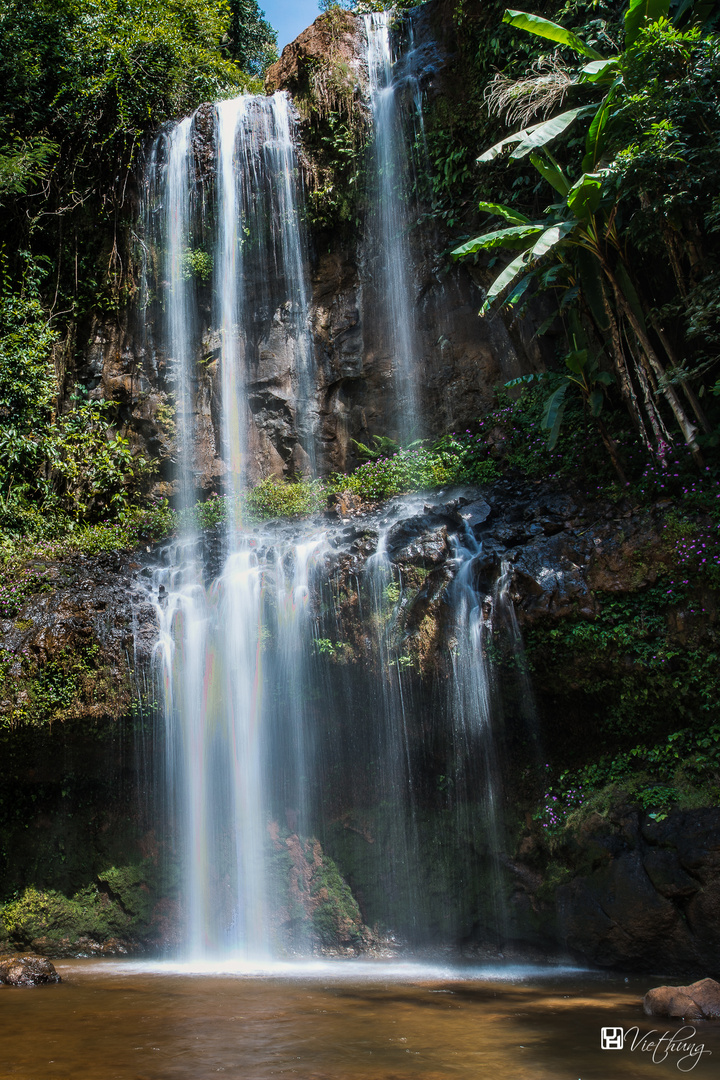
left=77, top=2, right=549, bottom=495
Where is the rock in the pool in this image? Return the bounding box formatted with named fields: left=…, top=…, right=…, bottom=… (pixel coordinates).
left=0, top=955, right=61, bottom=986
left=643, top=977, right=720, bottom=1020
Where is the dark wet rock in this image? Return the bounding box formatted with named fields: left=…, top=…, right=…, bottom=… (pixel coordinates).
left=528, top=808, right=720, bottom=976
left=456, top=498, right=492, bottom=533
left=0, top=955, right=61, bottom=986
left=644, top=978, right=720, bottom=1020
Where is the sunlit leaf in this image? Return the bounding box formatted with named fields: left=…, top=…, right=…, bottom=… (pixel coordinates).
left=502, top=10, right=604, bottom=59
left=566, top=172, right=603, bottom=220
left=452, top=224, right=543, bottom=258
left=578, top=57, right=620, bottom=82
left=509, top=105, right=597, bottom=160
left=477, top=201, right=531, bottom=224
left=530, top=151, right=570, bottom=195
left=481, top=249, right=532, bottom=313
left=530, top=222, right=575, bottom=259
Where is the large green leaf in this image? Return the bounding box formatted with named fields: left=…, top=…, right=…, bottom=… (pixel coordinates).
left=509, top=105, right=597, bottom=160
left=477, top=201, right=531, bottom=224
left=530, top=222, right=576, bottom=259
left=589, top=388, right=605, bottom=417
left=481, top=249, right=532, bottom=313
left=530, top=151, right=570, bottom=195
left=502, top=10, right=604, bottom=59
left=503, top=271, right=535, bottom=310
left=478, top=122, right=544, bottom=163
left=566, top=172, right=603, bottom=220
left=565, top=348, right=589, bottom=374
left=624, top=0, right=671, bottom=47
left=541, top=383, right=569, bottom=448
left=452, top=224, right=543, bottom=258
left=578, top=57, right=620, bottom=83
left=575, top=247, right=609, bottom=332
left=582, top=78, right=622, bottom=172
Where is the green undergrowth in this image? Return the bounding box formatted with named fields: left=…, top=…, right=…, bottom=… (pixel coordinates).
left=0, top=860, right=159, bottom=950
left=0, top=642, right=131, bottom=730
left=527, top=580, right=720, bottom=740
left=535, top=723, right=720, bottom=839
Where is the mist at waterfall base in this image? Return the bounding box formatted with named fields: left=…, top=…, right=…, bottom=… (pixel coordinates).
left=140, top=19, right=536, bottom=965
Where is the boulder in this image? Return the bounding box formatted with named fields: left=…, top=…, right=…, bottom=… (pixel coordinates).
left=644, top=978, right=720, bottom=1020
left=0, top=955, right=61, bottom=986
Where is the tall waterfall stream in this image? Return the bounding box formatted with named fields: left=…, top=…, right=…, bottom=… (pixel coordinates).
left=138, top=26, right=521, bottom=962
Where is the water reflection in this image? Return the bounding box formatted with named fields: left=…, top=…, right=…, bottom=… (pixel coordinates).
left=4, top=961, right=718, bottom=1078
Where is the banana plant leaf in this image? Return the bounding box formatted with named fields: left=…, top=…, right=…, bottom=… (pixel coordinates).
left=582, top=78, right=623, bottom=172
left=481, top=249, right=532, bottom=313
left=477, top=201, right=531, bottom=224
left=509, top=105, right=597, bottom=160
left=530, top=222, right=576, bottom=258
left=530, top=151, right=570, bottom=195
left=566, top=172, right=603, bottom=220
left=502, top=10, right=604, bottom=59
left=541, top=383, right=569, bottom=448
left=578, top=57, right=620, bottom=83
left=565, top=348, right=589, bottom=374
left=451, top=224, right=543, bottom=258
left=589, top=388, right=605, bottom=416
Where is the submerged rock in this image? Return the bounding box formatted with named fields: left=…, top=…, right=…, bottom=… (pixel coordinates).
left=0, top=955, right=61, bottom=986
left=644, top=978, right=720, bottom=1020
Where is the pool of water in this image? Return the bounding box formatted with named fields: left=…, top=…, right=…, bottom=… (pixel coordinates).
left=2, top=959, right=718, bottom=1078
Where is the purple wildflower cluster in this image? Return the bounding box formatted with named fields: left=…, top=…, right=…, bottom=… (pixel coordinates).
left=536, top=765, right=585, bottom=832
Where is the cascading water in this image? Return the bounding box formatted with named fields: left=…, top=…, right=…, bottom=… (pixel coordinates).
left=364, top=11, right=423, bottom=443
left=446, top=528, right=508, bottom=944
left=215, top=93, right=317, bottom=496
left=141, top=68, right=532, bottom=959
left=144, top=92, right=319, bottom=959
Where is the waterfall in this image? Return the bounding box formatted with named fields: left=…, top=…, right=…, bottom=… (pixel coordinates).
left=447, top=530, right=508, bottom=946
left=140, top=74, right=529, bottom=959
left=364, top=11, right=422, bottom=445
left=215, top=93, right=316, bottom=501
left=144, top=92, right=318, bottom=959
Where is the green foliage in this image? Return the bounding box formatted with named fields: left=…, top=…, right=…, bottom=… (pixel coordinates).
left=0, top=0, right=271, bottom=319
left=332, top=448, right=450, bottom=499
left=181, top=248, right=213, bottom=282
left=526, top=575, right=720, bottom=748
left=450, top=10, right=717, bottom=464
left=310, top=850, right=364, bottom=946
left=245, top=477, right=327, bottom=520
left=222, top=0, right=277, bottom=75
left=0, top=640, right=130, bottom=730
left=536, top=722, right=720, bottom=834
left=0, top=261, right=156, bottom=532
left=0, top=135, right=57, bottom=200
left=1, top=863, right=157, bottom=945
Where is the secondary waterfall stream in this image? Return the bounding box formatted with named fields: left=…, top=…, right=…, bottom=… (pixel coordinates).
left=364, top=10, right=423, bottom=444
left=141, top=32, right=521, bottom=960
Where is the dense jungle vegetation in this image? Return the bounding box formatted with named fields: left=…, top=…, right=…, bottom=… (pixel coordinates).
left=0, top=0, right=275, bottom=541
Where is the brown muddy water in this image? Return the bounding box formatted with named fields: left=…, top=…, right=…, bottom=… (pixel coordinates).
left=2, top=959, right=719, bottom=1079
